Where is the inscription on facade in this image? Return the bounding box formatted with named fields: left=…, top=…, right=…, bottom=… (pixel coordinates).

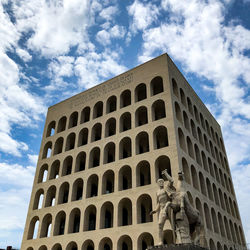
left=70, top=72, right=133, bottom=109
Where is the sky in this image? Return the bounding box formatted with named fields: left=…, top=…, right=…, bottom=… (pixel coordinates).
left=0, top=0, right=250, bottom=248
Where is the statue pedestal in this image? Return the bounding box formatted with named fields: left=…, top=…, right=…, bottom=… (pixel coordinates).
left=148, top=244, right=208, bottom=250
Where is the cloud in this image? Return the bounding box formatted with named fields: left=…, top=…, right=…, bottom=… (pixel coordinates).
left=99, top=5, right=118, bottom=21
left=28, top=154, right=38, bottom=165
left=16, top=48, right=32, bottom=62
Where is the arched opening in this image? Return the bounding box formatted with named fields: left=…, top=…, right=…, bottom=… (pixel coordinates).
left=229, top=220, right=236, bottom=243
left=40, top=213, right=52, bottom=238
left=212, top=184, right=219, bottom=206
left=183, top=111, right=190, bottom=131
left=137, top=194, right=153, bottom=223
left=186, top=136, right=194, bottom=159
left=53, top=211, right=66, bottom=236
left=204, top=203, right=212, bottom=231
left=42, top=141, right=52, bottom=159
left=218, top=212, right=225, bottom=237
left=195, top=198, right=204, bottom=227
left=27, top=217, right=39, bottom=239
left=136, top=132, right=149, bottom=154
left=178, top=128, right=186, bottom=152
left=65, top=133, right=76, bottom=151
left=153, top=126, right=168, bottom=149
left=187, top=192, right=193, bottom=206
left=211, top=208, right=219, bottom=233
left=82, top=240, right=94, bottom=250
left=103, top=142, right=115, bottom=164
left=86, top=174, right=98, bottom=198
left=58, top=182, right=69, bottom=204
left=199, top=172, right=207, bottom=196
left=152, top=100, right=166, bottom=121
left=100, top=202, right=114, bottom=229
left=155, top=155, right=171, bottom=181
left=175, top=102, right=182, bottom=123
left=80, top=106, right=90, bottom=123
left=187, top=97, right=193, bottom=115
left=201, top=151, right=208, bottom=172
left=102, top=170, right=114, bottom=194
left=71, top=178, right=83, bottom=201
left=151, top=76, right=163, bottom=96
left=182, top=158, right=191, bottom=185
left=172, top=78, right=178, bottom=97
left=120, top=90, right=131, bottom=108
left=193, top=105, right=200, bottom=123
left=106, top=96, right=117, bottom=113
left=57, top=116, right=66, bottom=133
left=194, top=144, right=202, bottom=166
left=118, top=198, right=132, bottom=226
left=54, top=137, right=64, bottom=155
left=84, top=205, right=96, bottom=231
left=49, top=160, right=60, bottom=179
left=45, top=185, right=56, bottom=207
left=197, top=127, right=204, bottom=146
left=137, top=232, right=154, bottom=250
left=68, top=111, right=78, bottom=128
left=209, top=141, right=215, bottom=158
left=200, top=113, right=205, bottom=129
left=66, top=241, right=78, bottom=250
left=209, top=239, right=216, bottom=250
left=119, top=137, right=132, bottom=159
left=105, top=118, right=116, bottom=137
left=135, top=106, right=148, bottom=127
left=46, top=121, right=55, bottom=137
left=78, top=128, right=88, bottom=146
left=75, top=151, right=86, bottom=172
left=204, top=134, right=209, bottom=152
left=191, top=165, right=199, bottom=190
left=234, top=223, right=241, bottom=245
left=208, top=157, right=214, bottom=177
left=214, top=164, right=220, bottom=184
left=38, top=164, right=48, bottom=183
left=190, top=119, right=197, bottom=139
left=89, top=147, right=100, bottom=168
left=180, top=88, right=186, bottom=107
left=206, top=178, right=213, bottom=201
left=99, top=237, right=113, bottom=250
left=68, top=208, right=81, bottom=234
left=33, top=189, right=44, bottom=210
left=117, top=235, right=133, bottom=250
left=118, top=165, right=132, bottom=191
left=52, top=244, right=62, bottom=250
left=120, top=112, right=131, bottom=132
left=62, top=156, right=73, bottom=176
left=136, top=161, right=151, bottom=187
left=224, top=217, right=231, bottom=240
left=219, top=189, right=225, bottom=210
left=135, top=83, right=147, bottom=102
left=91, top=123, right=102, bottom=142
left=93, top=101, right=103, bottom=119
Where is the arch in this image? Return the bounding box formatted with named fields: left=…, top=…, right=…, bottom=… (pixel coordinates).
left=38, top=164, right=48, bottom=183
left=136, top=160, right=151, bottom=187
left=103, top=142, right=115, bottom=164
left=62, top=156, right=73, bottom=176
left=224, top=193, right=230, bottom=214
left=182, top=158, right=191, bottom=185
left=191, top=165, right=199, bottom=190
left=135, top=83, right=147, bottom=102
left=229, top=220, right=236, bottom=243
left=118, top=165, right=132, bottom=191
left=183, top=111, right=190, bottom=131
left=205, top=120, right=211, bottom=136
left=84, top=205, right=97, bottom=231
left=209, top=141, right=215, bottom=158
left=201, top=151, right=208, bottom=172
left=53, top=211, right=66, bottom=236
left=234, top=223, right=240, bottom=245
left=100, top=201, right=114, bottom=229
left=172, top=78, right=178, bottom=97
left=194, top=144, right=202, bottom=166
left=136, top=131, right=149, bottom=154
left=187, top=97, right=193, bottom=115
left=93, top=101, right=103, bottom=119
left=187, top=192, right=193, bottom=206
left=218, top=188, right=225, bottom=210
left=80, top=106, right=90, bottom=123
left=68, top=208, right=81, bottom=234
left=102, top=170, right=114, bottom=194
left=190, top=119, right=197, bottom=139
left=211, top=208, right=219, bottom=233
left=186, top=136, right=194, bottom=158
left=137, top=194, right=153, bottom=223
left=58, top=182, right=69, bottom=204
left=27, top=217, right=39, bottom=239
left=239, top=225, right=246, bottom=246
left=46, top=121, right=55, bottom=137
left=120, top=112, right=131, bottom=132
left=204, top=134, right=209, bottom=152
left=117, top=235, right=133, bottom=250
left=137, top=232, right=154, bottom=250
left=151, top=76, right=163, bottom=96
left=82, top=240, right=94, bottom=250
left=45, top=185, right=56, bottom=207
left=86, top=174, right=98, bottom=198
left=65, top=132, right=76, bottom=151
left=178, top=128, right=186, bottom=152
left=78, top=128, right=88, bottom=146
left=233, top=201, right=240, bottom=220
left=66, top=241, right=78, bottom=250
left=218, top=168, right=224, bottom=186
left=155, top=155, right=171, bottom=181
left=212, top=184, right=219, bottom=206
left=54, top=137, right=64, bottom=155
left=208, top=157, right=214, bottom=177
left=33, top=189, right=44, bottom=210
left=175, top=102, right=182, bottom=123
left=57, top=116, right=67, bottom=133
left=91, top=123, right=102, bottom=142
left=224, top=216, right=231, bottom=240
left=119, top=137, right=132, bottom=159
left=38, top=246, right=47, bottom=250
left=42, top=141, right=52, bottom=159
left=40, top=213, right=52, bottom=238
left=71, top=178, right=83, bottom=201
left=180, top=88, right=186, bottom=107
left=200, top=113, right=205, bottom=129
left=89, top=147, right=100, bottom=168
left=195, top=198, right=204, bottom=224
left=118, top=198, right=132, bottom=226
left=120, top=89, right=131, bottom=108
left=68, top=111, right=78, bottom=128
left=52, top=244, right=62, bottom=250
left=218, top=212, right=225, bottom=237
left=153, top=126, right=169, bottom=149
left=135, top=106, right=148, bottom=127
left=105, top=118, right=116, bottom=137
left=193, top=105, right=200, bottom=123
left=49, top=160, right=60, bottom=179
left=209, top=239, right=216, bottom=250
left=217, top=242, right=223, bottom=250
left=106, top=95, right=117, bottom=113
left=204, top=203, right=212, bottom=230
left=75, top=151, right=86, bottom=172
left=152, top=100, right=166, bottom=121
left=197, top=127, right=204, bottom=146
left=199, top=172, right=207, bottom=196
left=99, top=237, right=113, bottom=250
left=206, top=178, right=213, bottom=201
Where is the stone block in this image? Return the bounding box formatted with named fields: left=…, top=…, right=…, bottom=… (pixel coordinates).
left=148, top=244, right=208, bottom=250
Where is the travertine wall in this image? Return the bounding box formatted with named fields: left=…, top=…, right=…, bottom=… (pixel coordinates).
left=21, top=54, right=246, bottom=250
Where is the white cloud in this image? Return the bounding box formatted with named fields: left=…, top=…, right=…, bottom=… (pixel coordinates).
left=28, top=154, right=38, bottom=165
left=99, top=5, right=118, bottom=21
left=16, top=48, right=32, bottom=62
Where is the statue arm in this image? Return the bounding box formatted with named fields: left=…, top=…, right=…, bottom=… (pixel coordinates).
left=150, top=196, right=160, bottom=215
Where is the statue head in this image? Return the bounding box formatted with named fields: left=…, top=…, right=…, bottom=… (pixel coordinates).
left=177, top=172, right=185, bottom=191
left=178, top=172, right=184, bottom=181
left=157, top=178, right=164, bottom=188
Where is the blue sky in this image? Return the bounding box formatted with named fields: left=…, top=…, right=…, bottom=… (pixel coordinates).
left=0, top=0, right=250, bottom=248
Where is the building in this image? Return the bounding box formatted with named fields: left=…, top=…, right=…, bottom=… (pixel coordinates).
left=21, top=54, right=246, bottom=250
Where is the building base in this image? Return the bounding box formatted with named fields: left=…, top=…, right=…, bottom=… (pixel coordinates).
left=148, top=244, right=208, bottom=250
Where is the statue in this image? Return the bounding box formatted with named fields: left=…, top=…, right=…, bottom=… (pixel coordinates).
left=151, top=170, right=206, bottom=247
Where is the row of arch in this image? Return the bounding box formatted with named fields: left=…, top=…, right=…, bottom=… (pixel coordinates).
left=43, top=105, right=167, bottom=159
left=29, top=194, right=153, bottom=240
left=175, top=101, right=230, bottom=174
left=172, top=78, right=226, bottom=153
left=46, top=76, right=164, bottom=137
left=35, top=156, right=171, bottom=209
left=182, top=157, right=239, bottom=220
left=27, top=232, right=155, bottom=250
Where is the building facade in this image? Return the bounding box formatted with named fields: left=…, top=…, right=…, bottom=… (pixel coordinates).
left=21, top=54, right=246, bottom=250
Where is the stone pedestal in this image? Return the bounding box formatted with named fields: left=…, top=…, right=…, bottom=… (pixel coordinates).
left=148, top=244, right=208, bottom=250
